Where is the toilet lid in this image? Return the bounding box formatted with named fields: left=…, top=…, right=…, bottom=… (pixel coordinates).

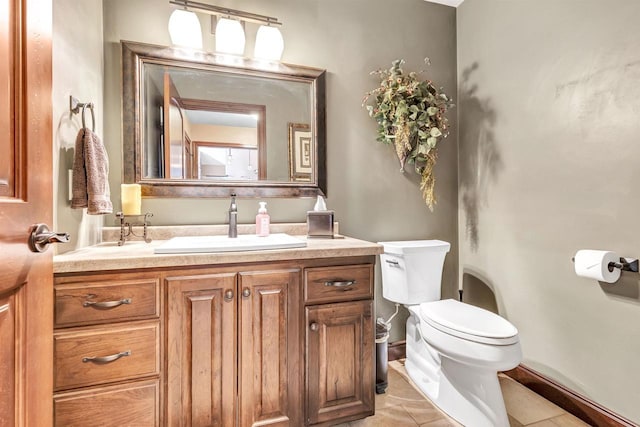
left=419, top=299, right=519, bottom=345
left=379, top=239, right=450, bottom=255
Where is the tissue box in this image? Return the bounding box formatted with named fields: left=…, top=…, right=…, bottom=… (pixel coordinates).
left=307, top=211, right=334, bottom=238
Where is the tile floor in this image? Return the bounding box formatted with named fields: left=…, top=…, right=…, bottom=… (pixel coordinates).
left=335, top=360, right=590, bottom=427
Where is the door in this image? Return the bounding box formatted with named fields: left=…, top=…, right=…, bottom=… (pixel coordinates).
left=238, top=269, right=301, bottom=427
left=0, top=0, right=53, bottom=425
left=306, top=300, right=374, bottom=425
left=166, top=272, right=237, bottom=426
left=163, top=73, right=184, bottom=179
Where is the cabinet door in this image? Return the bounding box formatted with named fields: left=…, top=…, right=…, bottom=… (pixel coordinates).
left=166, top=273, right=237, bottom=427
left=306, top=300, right=374, bottom=425
left=238, top=269, right=301, bottom=427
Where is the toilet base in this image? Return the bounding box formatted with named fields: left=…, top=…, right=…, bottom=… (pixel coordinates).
left=406, top=356, right=510, bottom=427
left=405, top=310, right=511, bottom=427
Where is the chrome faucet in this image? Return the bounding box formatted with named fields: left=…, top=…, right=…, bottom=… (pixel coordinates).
left=228, top=193, right=238, bottom=238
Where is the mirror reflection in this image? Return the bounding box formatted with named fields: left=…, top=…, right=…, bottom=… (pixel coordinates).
left=197, top=145, right=258, bottom=180
left=122, top=41, right=327, bottom=198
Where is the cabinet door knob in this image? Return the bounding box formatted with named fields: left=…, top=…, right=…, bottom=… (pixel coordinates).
left=224, top=289, right=234, bottom=302
left=242, top=288, right=251, bottom=298
left=309, top=322, right=319, bottom=332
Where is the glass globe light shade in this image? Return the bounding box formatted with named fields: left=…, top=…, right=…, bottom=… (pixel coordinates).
left=216, top=18, right=246, bottom=55
left=254, top=25, right=284, bottom=61
left=168, top=9, right=203, bottom=49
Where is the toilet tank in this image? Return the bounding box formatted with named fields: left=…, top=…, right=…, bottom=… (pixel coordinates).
left=379, top=240, right=450, bottom=305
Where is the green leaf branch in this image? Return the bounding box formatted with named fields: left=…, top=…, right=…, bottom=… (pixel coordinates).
left=363, top=59, right=454, bottom=211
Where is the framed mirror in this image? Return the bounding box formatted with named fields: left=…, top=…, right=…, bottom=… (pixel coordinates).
left=122, top=41, right=326, bottom=198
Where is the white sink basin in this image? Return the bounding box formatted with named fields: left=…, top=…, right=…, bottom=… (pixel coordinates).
left=154, top=233, right=307, bottom=254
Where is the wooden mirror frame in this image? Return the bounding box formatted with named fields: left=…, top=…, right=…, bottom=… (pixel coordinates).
left=122, top=41, right=327, bottom=198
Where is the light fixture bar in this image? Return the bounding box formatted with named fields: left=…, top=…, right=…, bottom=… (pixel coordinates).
left=169, top=0, right=281, bottom=26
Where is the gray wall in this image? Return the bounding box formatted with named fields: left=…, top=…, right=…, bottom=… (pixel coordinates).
left=54, top=0, right=458, bottom=339
left=458, top=0, right=640, bottom=421
left=53, top=0, right=104, bottom=253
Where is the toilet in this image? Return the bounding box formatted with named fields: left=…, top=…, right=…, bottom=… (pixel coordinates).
left=379, top=240, right=521, bottom=427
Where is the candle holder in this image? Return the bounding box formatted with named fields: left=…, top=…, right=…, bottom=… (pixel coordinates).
left=116, top=212, right=153, bottom=246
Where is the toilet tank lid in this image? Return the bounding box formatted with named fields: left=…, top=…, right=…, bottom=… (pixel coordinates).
left=378, top=240, right=451, bottom=255
left=420, top=299, right=518, bottom=339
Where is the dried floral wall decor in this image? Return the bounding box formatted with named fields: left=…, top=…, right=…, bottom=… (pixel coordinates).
left=363, top=59, right=454, bottom=210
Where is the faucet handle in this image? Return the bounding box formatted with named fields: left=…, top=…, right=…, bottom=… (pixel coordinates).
left=228, top=192, right=238, bottom=238
left=230, top=192, right=237, bottom=211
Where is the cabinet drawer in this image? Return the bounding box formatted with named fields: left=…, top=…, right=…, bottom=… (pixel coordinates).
left=55, top=278, right=160, bottom=327
left=304, top=264, right=373, bottom=304
left=54, top=379, right=159, bottom=427
left=54, top=322, right=159, bottom=390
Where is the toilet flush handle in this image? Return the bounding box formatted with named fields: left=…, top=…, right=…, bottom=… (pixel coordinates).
left=385, top=259, right=400, bottom=267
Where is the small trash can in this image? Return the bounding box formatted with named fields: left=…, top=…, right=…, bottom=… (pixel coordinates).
left=375, top=318, right=390, bottom=394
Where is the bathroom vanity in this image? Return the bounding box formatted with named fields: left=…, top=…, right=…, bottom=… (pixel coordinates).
left=52, top=228, right=381, bottom=426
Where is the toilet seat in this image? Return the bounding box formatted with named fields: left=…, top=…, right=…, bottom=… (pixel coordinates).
left=419, top=299, right=519, bottom=346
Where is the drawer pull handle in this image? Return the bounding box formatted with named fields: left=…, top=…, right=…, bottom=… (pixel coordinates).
left=82, top=350, right=131, bottom=364
left=242, top=288, right=251, bottom=298
left=324, top=280, right=355, bottom=288
left=83, top=298, right=132, bottom=309
left=385, top=259, right=400, bottom=267
left=224, top=289, right=234, bottom=302
left=309, top=322, right=319, bottom=332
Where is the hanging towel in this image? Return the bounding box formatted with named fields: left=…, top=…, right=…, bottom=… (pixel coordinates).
left=71, top=127, right=113, bottom=215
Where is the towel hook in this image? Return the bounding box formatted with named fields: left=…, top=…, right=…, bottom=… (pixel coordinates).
left=70, top=95, right=95, bottom=132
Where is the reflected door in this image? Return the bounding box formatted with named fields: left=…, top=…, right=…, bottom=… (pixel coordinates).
left=163, top=73, right=185, bottom=179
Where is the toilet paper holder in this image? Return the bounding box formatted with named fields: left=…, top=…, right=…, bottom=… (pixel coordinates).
left=571, top=256, right=639, bottom=273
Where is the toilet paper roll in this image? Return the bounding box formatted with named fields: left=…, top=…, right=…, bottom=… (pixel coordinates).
left=574, top=250, right=621, bottom=283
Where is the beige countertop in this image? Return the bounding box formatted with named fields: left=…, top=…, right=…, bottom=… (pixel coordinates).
left=54, top=227, right=382, bottom=274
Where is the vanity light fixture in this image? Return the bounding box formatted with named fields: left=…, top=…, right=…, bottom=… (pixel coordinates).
left=168, top=0, right=283, bottom=59
left=168, top=8, right=203, bottom=49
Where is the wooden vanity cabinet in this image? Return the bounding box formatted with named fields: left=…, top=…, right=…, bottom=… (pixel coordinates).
left=53, top=254, right=377, bottom=427
left=165, top=266, right=302, bottom=427
left=304, top=264, right=375, bottom=426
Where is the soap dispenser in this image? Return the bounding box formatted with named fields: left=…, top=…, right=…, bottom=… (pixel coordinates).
left=255, top=202, right=270, bottom=237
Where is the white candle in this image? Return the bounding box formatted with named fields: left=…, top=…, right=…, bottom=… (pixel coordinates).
left=121, top=184, right=141, bottom=215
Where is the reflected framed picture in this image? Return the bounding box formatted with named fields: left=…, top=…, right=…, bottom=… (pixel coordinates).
left=288, top=123, right=313, bottom=181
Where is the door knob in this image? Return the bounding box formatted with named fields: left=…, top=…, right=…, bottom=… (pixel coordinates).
left=224, top=289, right=234, bottom=302
left=242, top=288, right=251, bottom=298
left=28, top=224, right=70, bottom=253
left=309, top=322, right=319, bottom=332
